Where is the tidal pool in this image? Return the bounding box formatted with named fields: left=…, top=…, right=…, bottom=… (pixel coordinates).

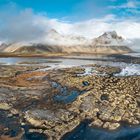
left=62, top=120, right=140, bottom=140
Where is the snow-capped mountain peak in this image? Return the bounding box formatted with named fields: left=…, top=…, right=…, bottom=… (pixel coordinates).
left=47, top=29, right=62, bottom=38
left=93, top=31, right=124, bottom=46
left=102, top=31, right=119, bottom=39
left=0, top=30, right=132, bottom=54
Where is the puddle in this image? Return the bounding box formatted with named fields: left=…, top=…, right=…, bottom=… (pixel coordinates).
left=54, top=90, right=80, bottom=104
left=51, top=81, right=85, bottom=103
left=0, top=109, right=48, bottom=140
left=22, top=132, right=48, bottom=140
left=0, top=109, right=22, bottom=138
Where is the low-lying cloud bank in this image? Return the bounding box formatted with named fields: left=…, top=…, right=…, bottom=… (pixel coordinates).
left=0, top=9, right=140, bottom=51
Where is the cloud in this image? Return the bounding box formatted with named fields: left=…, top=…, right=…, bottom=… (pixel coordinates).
left=129, top=39, right=140, bottom=51
left=0, top=8, right=50, bottom=42
left=0, top=5, right=140, bottom=50
left=53, top=16, right=140, bottom=40
left=110, top=0, right=140, bottom=9
left=120, top=1, right=139, bottom=9
left=126, top=8, right=140, bottom=14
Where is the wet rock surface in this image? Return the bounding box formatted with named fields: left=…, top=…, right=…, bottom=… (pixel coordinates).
left=0, top=64, right=140, bottom=140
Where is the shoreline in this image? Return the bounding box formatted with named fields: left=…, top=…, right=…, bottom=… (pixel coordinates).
left=0, top=51, right=138, bottom=58
left=0, top=53, right=140, bottom=65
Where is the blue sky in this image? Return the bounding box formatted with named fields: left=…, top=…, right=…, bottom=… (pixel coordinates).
left=0, top=0, right=140, bottom=21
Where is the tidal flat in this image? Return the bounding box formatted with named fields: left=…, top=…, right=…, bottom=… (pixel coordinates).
left=0, top=54, right=140, bottom=140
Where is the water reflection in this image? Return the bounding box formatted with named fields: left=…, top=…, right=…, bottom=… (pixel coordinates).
left=0, top=56, right=140, bottom=76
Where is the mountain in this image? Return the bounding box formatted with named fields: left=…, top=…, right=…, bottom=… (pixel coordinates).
left=44, top=29, right=91, bottom=46
left=3, top=42, right=33, bottom=53
left=0, top=43, right=8, bottom=52
left=0, top=30, right=132, bottom=54
left=93, top=31, right=124, bottom=46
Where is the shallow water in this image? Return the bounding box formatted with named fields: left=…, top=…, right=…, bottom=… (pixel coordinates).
left=124, top=53, right=140, bottom=58
left=62, top=121, right=140, bottom=140
left=0, top=57, right=60, bottom=65
left=51, top=81, right=84, bottom=103
left=0, top=55, right=140, bottom=76
left=0, top=56, right=116, bottom=66
left=54, top=90, right=80, bottom=103
left=22, top=125, right=48, bottom=140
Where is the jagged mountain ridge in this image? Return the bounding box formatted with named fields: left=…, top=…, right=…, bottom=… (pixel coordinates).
left=0, top=30, right=132, bottom=54
left=45, top=29, right=91, bottom=46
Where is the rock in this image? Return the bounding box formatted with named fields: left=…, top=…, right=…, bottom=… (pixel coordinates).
left=0, top=103, right=11, bottom=110
left=103, top=122, right=120, bottom=130
left=10, top=109, right=19, bottom=115
left=89, top=119, right=103, bottom=127
left=0, top=64, right=139, bottom=139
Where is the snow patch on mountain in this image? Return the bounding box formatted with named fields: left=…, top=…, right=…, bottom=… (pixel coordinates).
left=44, top=29, right=91, bottom=46
left=92, top=31, right=125, bottom=46
left=3, top=42, right=33, bottom=53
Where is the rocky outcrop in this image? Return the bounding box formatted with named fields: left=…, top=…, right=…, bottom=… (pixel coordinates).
left=0, top=64, right=139, bottom=139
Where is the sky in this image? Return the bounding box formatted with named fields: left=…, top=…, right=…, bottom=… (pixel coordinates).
left=0, top=0, right=140, bottom=50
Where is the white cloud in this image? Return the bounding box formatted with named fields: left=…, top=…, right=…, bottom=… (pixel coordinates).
left=126, top=8, right=140, bottom=14
left=127, top=1, right=139, bottom=8
left=110, top=0, right=140, bottom=9
left=0, top=9, right=50, bottom=43
left=120, top=1, right=139, bottom=8
left=0, top=8, right=140, bottom=50
left=52, top=17, right=140, bottom=40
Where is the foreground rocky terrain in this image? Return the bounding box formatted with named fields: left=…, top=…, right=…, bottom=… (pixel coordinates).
left=0, top=63, right=140, bottom=140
